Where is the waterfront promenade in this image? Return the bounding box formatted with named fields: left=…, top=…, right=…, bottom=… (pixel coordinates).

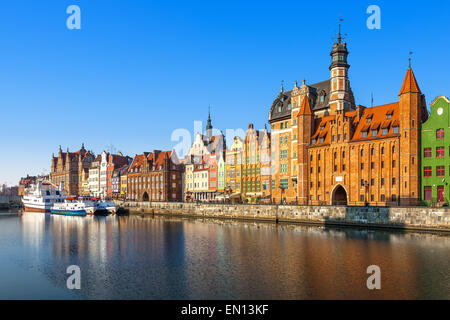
left=115, top=201, right=450, bottom=233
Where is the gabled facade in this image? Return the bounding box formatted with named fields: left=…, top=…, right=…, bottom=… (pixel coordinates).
left=51, top=144, right=95, bottom=195
left=127, top=150, right=184, bottom=202
left=225, top=136, right=244, bottom=200
left=421, top=96, right=450, bottom=205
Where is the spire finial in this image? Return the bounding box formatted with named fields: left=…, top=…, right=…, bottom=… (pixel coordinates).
left=206, top=104, right=212, bottom=134
left=338, top=16, right=344, bottom=44
left=280, top=80, right=284, bottom=92
left=294, top=80, right=298, bottom=88
left=302, top=78, right=305, bottom=85
left=409, top=51, right=413, bottom=69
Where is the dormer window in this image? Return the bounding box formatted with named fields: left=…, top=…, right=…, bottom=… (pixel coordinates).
left=371, top=129, right=378, bottom=137
left=288, top=104, right=291, bottom=110
left=362, top=131, right=368, bottom=138
left=312, top=139, right=316, bottom=145
left=393, top=126, right=399, bottom=134
left=367, top=118, right=371, bottom=123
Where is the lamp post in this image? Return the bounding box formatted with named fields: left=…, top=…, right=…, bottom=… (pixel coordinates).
left=364, top=180, right=369, bottom=206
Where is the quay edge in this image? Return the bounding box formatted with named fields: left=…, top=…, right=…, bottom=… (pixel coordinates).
left=114, top=201, right=450, bottom=233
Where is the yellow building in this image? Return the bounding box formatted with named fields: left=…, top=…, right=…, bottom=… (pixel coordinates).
left=120, top=173, right=128, bottom=199
left=225, top=136, right=244, bottom=202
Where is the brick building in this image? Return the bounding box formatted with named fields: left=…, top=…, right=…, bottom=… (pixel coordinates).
left=268, top=34, right=427, bottom=206
left=127, top=150, right=184, bottom=202
left=51, top=144, right=95, bottom=195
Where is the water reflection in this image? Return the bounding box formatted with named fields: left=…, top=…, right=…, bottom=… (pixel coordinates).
left=7, top=213, right=449, bottom=299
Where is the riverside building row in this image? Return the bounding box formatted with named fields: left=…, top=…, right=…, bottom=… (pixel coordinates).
left=48, top=34, right=448, bottom=206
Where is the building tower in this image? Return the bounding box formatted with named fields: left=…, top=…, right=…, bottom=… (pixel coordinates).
left=328, top=24, right=353, bottom=114
left=398, top=61, right=426, bottom=205
left=206, top=106, right=213, bottom=138
left=296, top=95, right=313, bottom=204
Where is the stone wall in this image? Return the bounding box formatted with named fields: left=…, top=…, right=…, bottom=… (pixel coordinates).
left=115, top=200, right=450, bottom=232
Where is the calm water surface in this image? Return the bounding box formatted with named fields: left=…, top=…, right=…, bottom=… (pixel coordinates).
left=0, top=211, right=449, bottom=299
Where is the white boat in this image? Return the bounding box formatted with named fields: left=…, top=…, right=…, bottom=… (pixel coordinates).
left=51, top=196, right=96, bottom=216
left=91, top=198, right=117, bottom=215
left=22, top=181, right=66, bottom=213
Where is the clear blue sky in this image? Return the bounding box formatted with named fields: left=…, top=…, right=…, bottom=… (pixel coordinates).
left=0, top=0, right=449, bottom=185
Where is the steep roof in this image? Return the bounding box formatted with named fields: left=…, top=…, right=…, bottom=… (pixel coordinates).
left=351, top=102, right=400, bottom=141
left=298, top=95, right=313, bottom=115
left=399, top=67, right=421, bottom=95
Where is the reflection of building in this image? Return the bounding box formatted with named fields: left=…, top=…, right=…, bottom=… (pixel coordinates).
left=268, top=33, right=427, bottom=206
left=421, top=96, right=450, bottom=205
left=51, top=144, right=95, bottom=195
left=128, top=150, right=184, bottom=202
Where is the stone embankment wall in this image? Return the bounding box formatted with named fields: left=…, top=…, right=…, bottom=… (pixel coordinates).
left=0, top=195, right=21, bottom=209
left=114, top=201, right=450, bottom=232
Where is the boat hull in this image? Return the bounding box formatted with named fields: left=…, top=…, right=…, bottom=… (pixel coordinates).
left=24, top=205, right=51, bottom=213
left=50, top=209, right=88, bottom=217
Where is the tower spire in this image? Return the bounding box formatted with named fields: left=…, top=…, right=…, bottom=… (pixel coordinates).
left=338, top=16, right=344, bottom=44
left=206, top=105, right=212, bottom=136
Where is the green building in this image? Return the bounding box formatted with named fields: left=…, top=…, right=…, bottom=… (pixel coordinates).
left=217, top=154, right=226, bottom=193
left=421, top=96, right=450, bottom=205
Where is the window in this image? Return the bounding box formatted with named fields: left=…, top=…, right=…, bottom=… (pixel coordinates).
left=381, top=194, right=386, bottom=201
left=381, top=161, right=385, bottom=169
left=424, top=148, right=432, bottom=158
left=436, top=146, right=445, bottom=158
left=361, top=150, right=364, bottom=157
left=371, top=162, right=375, bottom=169
left=371, top=148, right=375, bottom=155
left=362, top=131, right=367, bottom=138
left=424, top=186, right=432, bottom=201
left=424, top=166, right=432, bottom=177
left=437, top=166, right=445, bottom=177
left=392, top=146, right=396, bottom=153
left=372, top=129, right=377, bottom=137
left=381, top=178, right=385, bottom=186
left=371, top=179, right=375, bottom=186
left=436, top=128, right=444, bottom=139
left=392, top=160, right=396, bottom=168
left=381, top=147, right=385, bottom=154
left=382, top=128, right=388, bottom=135
left=392, top=177, right=396, bottom=185
left=361, top=163, right=364, bottom=170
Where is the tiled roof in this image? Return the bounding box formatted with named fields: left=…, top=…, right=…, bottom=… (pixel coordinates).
left=352, top=102, right=399, bottom=141
left=399, top=68, right=421, bottom=95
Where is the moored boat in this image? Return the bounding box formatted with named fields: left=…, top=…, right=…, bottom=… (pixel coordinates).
left=22, top=181, right=66, bottom=213
left=51, top=196, right=96, bottom=216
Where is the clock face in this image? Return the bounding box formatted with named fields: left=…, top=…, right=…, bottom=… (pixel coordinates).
left=437, top=107, right=443, bottom=115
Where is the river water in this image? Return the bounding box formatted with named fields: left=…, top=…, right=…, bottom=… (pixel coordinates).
left=0, top=211, right=449, bottom=299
